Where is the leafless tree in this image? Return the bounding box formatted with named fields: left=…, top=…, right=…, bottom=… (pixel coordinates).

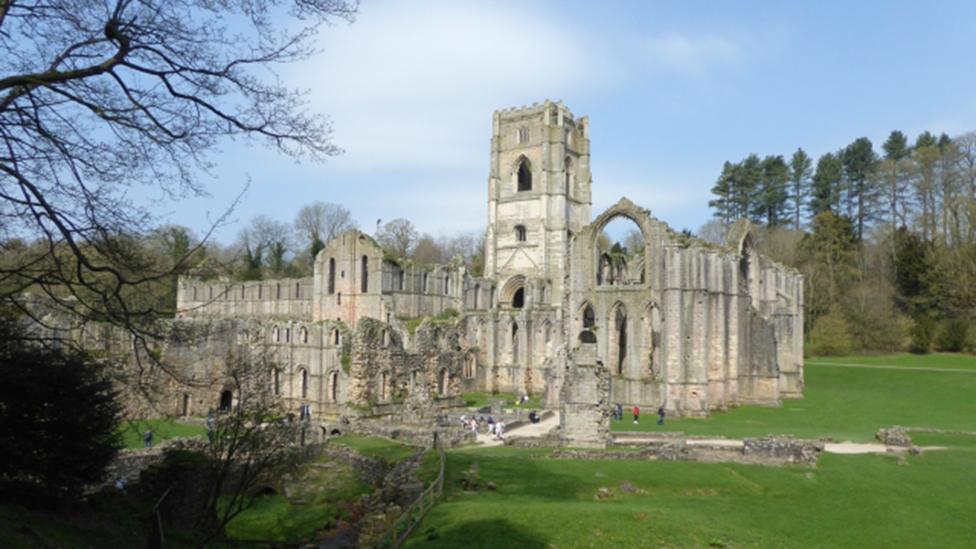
left=238, top=215, right=294, bottom=278
left=294, top=201, right=357, bottom=253
left=376, top=218, right=418, bottom=259
left=0, top=0, right=357, bottom=341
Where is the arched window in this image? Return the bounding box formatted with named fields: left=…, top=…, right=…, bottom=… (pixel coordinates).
left=564, top=156, right=573, bottom=195
left=361, top=255, right=368, bottom=293
left=515, top=225, right=527, bottom=242
left=219, top=390, right=233, bottom=411
left=272, top=325, right=280, bottom=342
left=517, top=159, right=532, bottom=192
left=300, top=326, right=308, bottom=343
left=398, top=269, right=405, bottom=291
left=328, top=258, right=336, bottom=294
left=512, top=287, right=524, bottom=309
left=378, top=372, right=388, bottom=401
left=473, top=284, right=480, bottom=308
left=299, top=368, right=309, bottom=399
left=272, top=368, right=281, bottom=395
left=285, top=327, right=291, bottom=343
left=422, top=272, right=429, bottom=293
left=332, top=328, right=340, bottom=345
left=329, top=371, right=339, bottom=402
left=337, top=292, right=341, bottom=305
left=583, top=304, right=595, bottom=328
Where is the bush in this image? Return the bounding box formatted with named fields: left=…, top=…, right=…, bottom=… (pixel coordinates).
left=808, top=308, right=854, bottom=356
left=935, top=318, right=970, bottom=353
left=909, top=316, right=935, bottom=354
left=0, top=321, right=123, bottom=501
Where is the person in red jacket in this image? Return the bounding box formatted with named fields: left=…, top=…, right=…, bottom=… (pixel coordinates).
left=633, top=405, right=640, bottom=424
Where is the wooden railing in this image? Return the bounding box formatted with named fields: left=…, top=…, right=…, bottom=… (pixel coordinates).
left=377, top=437, right=446, bottom=548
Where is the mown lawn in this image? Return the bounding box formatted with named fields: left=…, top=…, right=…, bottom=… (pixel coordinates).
left=613, top=353, right=976, bottom=442
left=330, top=434, right=421, bottom=463
left=119, top=418, right=207, bottom=449
left=406, top=354, right=976, bottom=548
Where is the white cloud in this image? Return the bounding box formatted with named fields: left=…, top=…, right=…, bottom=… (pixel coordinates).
left=291, top=0, right=606, bottom=171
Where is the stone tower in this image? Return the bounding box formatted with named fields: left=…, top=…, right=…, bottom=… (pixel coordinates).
left=485, top=100, right=592, bottom=306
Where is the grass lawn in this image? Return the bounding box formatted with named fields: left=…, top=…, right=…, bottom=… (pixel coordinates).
left=405, top=353, right=976, bottom=548
left=463, top=391, right=543, bottom=410
left=330, top=434, right=421, bottom=463
left=613, top=353, right=976, bottom=442
left=119, top=418, right=207, bottom=449
left=406, top=438, right=976, bottom=548
left=225, top=452, right=371, bottom=543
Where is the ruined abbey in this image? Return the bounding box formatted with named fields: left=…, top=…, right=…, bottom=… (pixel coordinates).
left=163, top=101, right=803, bottom=434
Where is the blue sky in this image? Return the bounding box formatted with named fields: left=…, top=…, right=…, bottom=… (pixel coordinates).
left=165, top=0, right=976, bottom=243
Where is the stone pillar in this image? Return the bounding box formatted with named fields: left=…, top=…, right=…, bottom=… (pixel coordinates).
left=559, top=344, right=610, bottom=448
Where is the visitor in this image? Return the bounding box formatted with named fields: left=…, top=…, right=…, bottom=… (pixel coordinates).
left=520, top=394, right=530, bottom=406
left=657, top=405, right=666, bottom=425
left=459, top=414, right=468, bottom=427
left=206, top=409, right=215, bottom=442
left=487, top=416, right=496, bottom=436
left=495, top=419, right=505, bottom=441
left=470, top=418, right=479, bottom=436
left=528, top=410, right=540, bottom=424
left=143, top=430, right=153, bottom=448
left=633, top=405, right=640, bottom=425
left=615, top=403, right=623, bottom=421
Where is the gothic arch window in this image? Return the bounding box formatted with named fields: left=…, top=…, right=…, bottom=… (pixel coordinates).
left=516, top=126, right=529, bottom=144
left=516, top=158, right=532, bottom=192
left=272, top=368, right=281, bottom=396
left=328, top=371, right=339, bottom=402
left=473, top=283, right=480, bottom=308
left=515, top=225, right=527, bottom=242
left=512, top=288, right=524, bottom=309
left=331, top=328, right=340, bottom=345
left=612, top=304, right=628, bottom=375
left=564, top=156, right=573, bottom=195
left=300, top=326, right=308, bottom=343
left=272, top=325, right=280, bottom=342
left=398, top=269, right=405, bottom=291
left=337, top=292, right=341, bottom=305
left=361, top=255, right=368, bottom=293
left=285, top=327, right=291, bottom=343
left=422, top=272, right=429, bottom=294
left=328, top=258, right=336, bottom=294
left=582, top=304, right=595, bottom=328
left=298, top=368, right=309, bottom=399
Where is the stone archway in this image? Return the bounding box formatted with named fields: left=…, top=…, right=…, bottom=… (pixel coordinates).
left=219, top=389, right=233, bottom=411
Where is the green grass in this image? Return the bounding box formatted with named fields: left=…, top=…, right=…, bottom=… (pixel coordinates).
left=225, top=452, right=370, bottom=543
left=406, top=353, right=976, bottom=547
left=613, top=353, right=976, bottom=442
left=330, top=434, right=420, bottom=463
left=406, top=441, right=976, bottom=548
left=462, top=391, right=543, bottom=410
left=119, top=418, right=207, bottom=449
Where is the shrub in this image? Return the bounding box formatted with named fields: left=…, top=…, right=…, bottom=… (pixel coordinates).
left=935, top=318, right=970, bottom=353
left=808, top=308, right=854, bottom=356
left=0, top=321, right=123, bottom=501
left=909, top=316, right=935, bottom=354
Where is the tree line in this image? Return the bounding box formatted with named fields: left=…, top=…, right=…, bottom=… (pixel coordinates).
left=707, top=130, right=976, bottom=355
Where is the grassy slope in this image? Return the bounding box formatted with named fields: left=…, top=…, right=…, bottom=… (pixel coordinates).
left=406, top=354, right=976, bottom=548
left=119, top=418, right=206, bottom=449
left=463, top=391, right=543, bottom=410
left=614, top=354, right=976, bottom=442
left=330, top=434, right=420, bottom=463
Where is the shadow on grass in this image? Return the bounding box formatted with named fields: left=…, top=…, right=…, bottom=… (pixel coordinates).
left=443, top=449, right=587, bottom=502
left=412, top=518, right=548, bottom=548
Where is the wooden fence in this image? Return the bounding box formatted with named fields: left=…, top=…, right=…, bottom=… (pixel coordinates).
left=377, top=438, right=446, bottom=548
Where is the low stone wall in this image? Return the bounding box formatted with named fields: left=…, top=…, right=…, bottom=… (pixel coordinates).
left=550, top=436, right=823, bottom=467
left=99, top=437, right=207, bottom=489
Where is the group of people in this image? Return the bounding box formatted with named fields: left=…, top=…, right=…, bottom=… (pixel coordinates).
left=613, top=403, right=666, bottom=425
left=460, top=414, right=509, bottom=441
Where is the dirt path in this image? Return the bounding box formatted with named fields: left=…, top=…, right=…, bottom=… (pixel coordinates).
left=805, top=361, right=976, bottom=374
left=476, top=412, right=560, bottom=447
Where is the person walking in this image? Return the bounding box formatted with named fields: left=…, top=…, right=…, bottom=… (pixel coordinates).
left=143, top=430, right=154, bottom=448
left=633, top=405, right=640, bottom=425
left=206, top=409, right=215, bottom=443
left=657, top=405, right=666, bottom=425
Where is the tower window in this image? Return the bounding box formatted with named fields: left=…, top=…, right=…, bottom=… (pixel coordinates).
left=515, top=225, right=527, bottom=242
left=517, top=159, right=532, bottom=192
left=516, top=127, right=529, bottom=144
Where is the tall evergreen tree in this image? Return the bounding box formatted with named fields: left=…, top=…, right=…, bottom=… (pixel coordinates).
left=809, top=152, right=844, bottom=216
left=788, top=148, right=813, bottom=230
left=880, top=131, right=912, bottom=231
left=842, top=137, right=879, bottom=241
left=709, top=161, right=736, bottom=225
left=913, top=132, right=939, bottom=242
left=736, top=154, right=763, bottom=222
left=754, top=155, right=790, bottom=226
